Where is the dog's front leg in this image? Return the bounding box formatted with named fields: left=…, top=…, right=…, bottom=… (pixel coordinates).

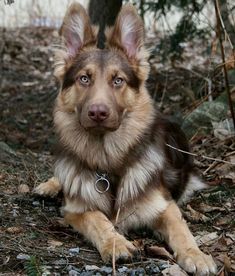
left=64, top=210, right=137, bottom=262
left=155, top=201, right=217, bottom=275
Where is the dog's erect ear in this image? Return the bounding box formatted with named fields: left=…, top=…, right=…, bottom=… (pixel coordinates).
left=60, top=2, right=94, bottom=58
left=108, top=4, right=144, bottom=59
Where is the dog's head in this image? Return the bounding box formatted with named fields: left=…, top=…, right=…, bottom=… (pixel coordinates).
left=54, top=3, right=150, bottom=135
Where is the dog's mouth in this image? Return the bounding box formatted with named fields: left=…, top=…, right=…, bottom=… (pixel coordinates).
left=80, top=120, right=120, bottom=135
left=84, top=124, right=120, bottom=134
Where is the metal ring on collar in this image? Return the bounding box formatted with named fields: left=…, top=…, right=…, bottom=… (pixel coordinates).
left=95, top=177, right=110, bottom=193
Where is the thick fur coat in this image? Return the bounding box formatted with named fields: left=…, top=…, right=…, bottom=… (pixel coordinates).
left=35, top=3, right=217, bottom=275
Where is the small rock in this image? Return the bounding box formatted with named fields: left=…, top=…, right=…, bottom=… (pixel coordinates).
left=100, top=266, right=112, bottom=273
left=69, top=247, right=80, bottom=255
left=18, top=184, right=30, bottom=194
left=85, top=265, right=100, bottom=271
left=32, top=201, right=40, bottom=206
left=118, top=266, right=128, bottom=273
left=169, top=94, right=182, bottom=102
left=80, top=272, right=94, bottom=276
left=41, top=265, right=52, bottom=276
left=145, top=263, right=160, bottom=274
left=129, top=268, right=145, bottom=276
left=16, top=253, right=30, bottom=260
left=69, top=270, right=79, bottom=276
left=54, top=259, right=67, bottom=265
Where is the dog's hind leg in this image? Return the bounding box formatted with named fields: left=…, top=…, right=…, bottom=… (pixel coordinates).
left=34, top=177, right=62, bottom=197
left=64, top=210, right=138, bottom=263
left=154, top=201, right=217, bottom=275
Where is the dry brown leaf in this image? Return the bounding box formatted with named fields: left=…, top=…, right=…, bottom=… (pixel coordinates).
left=216, top=158, right=235, bottom=183
left=224, top=255, right=232, bottom=273
left=216, top=216, right=231, bottom=226
left=47, top=239, right=63, bottom=247
left=6, top=227, right=23, bottom=234
left=216, top=254, right=232, bottom=273
left=185, top=204, right=210, bottom=223
left=18, top=184, right=30, bottom=194
left=195, top=231, right=219, bottom=246
left=145, top=245, right=173, bottom=260
left=225, top=51, right=235, bottom=70
left=162, top=264, right=188, bottom=276
left=133, top=239, right=144, bottom=249
left=198, top=202, right=224, bottom=213
left=226, top=233, right=235, bottom=242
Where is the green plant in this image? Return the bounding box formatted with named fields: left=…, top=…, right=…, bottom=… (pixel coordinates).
left=24, top=256, right=42, bottom=276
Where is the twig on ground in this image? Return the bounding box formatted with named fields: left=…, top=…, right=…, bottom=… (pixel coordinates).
left=203, top=160, right=219, bottom=175
left=165, top=143, right=235, bottom=166
left=112, top=186, right=124, bottom=276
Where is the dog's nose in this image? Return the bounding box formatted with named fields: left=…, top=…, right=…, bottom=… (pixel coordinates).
left=88, top=104, right=110, bottom=122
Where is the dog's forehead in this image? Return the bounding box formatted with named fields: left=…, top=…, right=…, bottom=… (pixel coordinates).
left=62, top=49, right=139, bottom=90
left=77, top=49, right=131, bottom=71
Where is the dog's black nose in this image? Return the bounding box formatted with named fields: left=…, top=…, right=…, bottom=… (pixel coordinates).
left=88, top=104, right=110, bottom=122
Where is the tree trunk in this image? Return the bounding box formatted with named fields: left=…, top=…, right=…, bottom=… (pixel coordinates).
left=219, top=0, right=235, bottom=48
left=88, top=0, right=122, bottom=48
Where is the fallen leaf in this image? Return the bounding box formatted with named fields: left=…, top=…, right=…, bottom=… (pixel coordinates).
left=225, top=52, right=235, bottom=70
left=195, top=231, right=219, bottom=246
left=47, top=239, right=63, bottom=247
left=133, top=239, right=144, bottom=249
left=145, top=245, right=173, bottom=260
left=216, top=216, right=231, bottom=226
left=18, top=184, right=30, bottom=194
left=224, top=254, right=232, bottom=273
left=226, top=233, right=235, bottom=242
left=198, top=202, right=224, bottom=213
left=6, top=227, right=23, bottom=234
left=184, top=204, right=210, bottom=223
left=162, top=264, right=188, bottom=276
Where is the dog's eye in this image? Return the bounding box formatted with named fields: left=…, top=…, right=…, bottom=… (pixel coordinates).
left=79, top=75, right=90, bottom=85
left=113, top=77, right=124, bottom=87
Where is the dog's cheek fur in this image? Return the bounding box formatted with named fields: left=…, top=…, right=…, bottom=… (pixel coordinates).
left=115, top=86, right=137, bottom=110
left=58, top=84, right=89, bottom=115
left=59, top=87, right=78, bottom=113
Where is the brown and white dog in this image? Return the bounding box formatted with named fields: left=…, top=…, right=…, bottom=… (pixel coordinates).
left=35, top=3, right=217, bottom=275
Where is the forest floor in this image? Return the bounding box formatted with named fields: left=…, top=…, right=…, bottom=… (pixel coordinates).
left=0, top=27, right=234, bottom=276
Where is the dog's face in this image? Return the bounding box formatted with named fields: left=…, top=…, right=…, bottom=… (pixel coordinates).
left=54, top=3, right=149, bottom=135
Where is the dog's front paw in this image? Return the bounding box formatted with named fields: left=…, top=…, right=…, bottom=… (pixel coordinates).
left=176, top=248, right=217, bottom=275
left=34, top=177, right=61, bottom=197
left=100, top=234, right=138, bottom=263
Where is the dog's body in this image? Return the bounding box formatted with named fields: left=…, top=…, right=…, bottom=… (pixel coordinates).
left=35, top=3, right=217, bottom=274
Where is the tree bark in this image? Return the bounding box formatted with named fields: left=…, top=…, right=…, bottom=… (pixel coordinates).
left=88, top=0, right=122, bottom=48
left=219, top=0, right=235, bottom=48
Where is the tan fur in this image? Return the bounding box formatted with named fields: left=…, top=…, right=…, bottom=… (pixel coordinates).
left=34, top=177, right=61, bottom=197
left=34, top=3, right=217, bottom=274
left=64, top=210, right=137, bottom=262
left=155, top=202, right=217, bottom=275
left=54, top=90, right=155, bottom=171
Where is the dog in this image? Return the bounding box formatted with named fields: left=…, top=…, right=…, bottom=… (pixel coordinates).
left=35, top=3, right=217, bottom=275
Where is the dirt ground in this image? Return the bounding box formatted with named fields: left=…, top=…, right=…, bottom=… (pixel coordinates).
left=0, top=27, right=234, bottom=275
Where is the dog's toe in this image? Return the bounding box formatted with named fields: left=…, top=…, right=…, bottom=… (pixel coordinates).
left=101, top=234, right=137, bottom=263
left=33, top=177, right=61, bottom=197
left=177, top=248, right=217, bottom=275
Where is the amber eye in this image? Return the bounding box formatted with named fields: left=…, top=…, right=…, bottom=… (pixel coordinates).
left=79, top=75, right=90, bottom=85
left=113, top=77, right=124, bottom=87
